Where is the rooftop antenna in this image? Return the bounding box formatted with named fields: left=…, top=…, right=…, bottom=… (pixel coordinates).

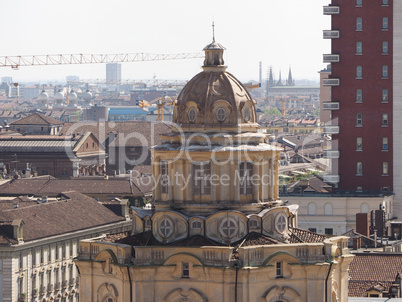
left=212, top=21, right=215, bottom=42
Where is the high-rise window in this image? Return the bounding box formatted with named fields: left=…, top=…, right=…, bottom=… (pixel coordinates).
left=383, top=0, right=389, bottom=5
left=356, top=0, right=362, bottom=6
left=356, top=42, right=362, bottom=54
left=356, top=113, right=363, bottom=126
left=193, top=162, right=211, bottom=194
left=382, top=137, right=388, bottom=150
left=383, top=162, right=389, bottom=175
left=382, top=65, right=389, bottom=78
left=356, top=17, right=363, bottom=31
left=382, top=113, right=389, bottom=126
left=382, top=89, right=389, bottom=102
left=382, top=41, right=389, bottom=54
left=382, top=17, right=389, bottom=30
left=356, top=66, right=363, bottom=79
left=356, top=89, right=363, bottom=103
left=356, top=137, right=362, bottom=151
left=357, top=162, right=363, bottom=175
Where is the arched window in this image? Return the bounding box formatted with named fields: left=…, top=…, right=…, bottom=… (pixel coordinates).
left=324, top=203, right=333, bottom=216
left=308, top=203, right=317, bottom=215
left=360, top=203, right=369, bottom=213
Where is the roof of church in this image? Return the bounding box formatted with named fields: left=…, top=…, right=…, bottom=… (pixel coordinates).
left=10, top=112, right=63, bottom=125
left=0, top=191, right=125, bottom=244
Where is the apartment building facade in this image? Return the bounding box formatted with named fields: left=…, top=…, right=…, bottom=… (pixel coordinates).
left=323, top=1, right=399, bottom=209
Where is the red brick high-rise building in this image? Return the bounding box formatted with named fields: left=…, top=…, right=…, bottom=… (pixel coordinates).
left=323, top=0, right=398, bottom=209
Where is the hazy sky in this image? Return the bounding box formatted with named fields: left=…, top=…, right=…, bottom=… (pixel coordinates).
left=0, top=0, right=330, bottom=84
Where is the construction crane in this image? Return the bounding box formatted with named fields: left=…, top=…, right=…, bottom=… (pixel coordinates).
left=0, top=52, right=204, bottom=69
left=157, top=96, right=175, bottom=121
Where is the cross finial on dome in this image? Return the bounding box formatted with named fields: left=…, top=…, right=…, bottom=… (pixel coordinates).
left=212, top=21, right=215, bottom=42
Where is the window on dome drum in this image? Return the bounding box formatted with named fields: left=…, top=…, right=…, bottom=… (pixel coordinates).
left=193, top=162, right=211, bottom=195
left=160, top=160, right=169, bottom=194
left=356, top=137, right=362, bottom=151
left=382, top=66, right=389, bottom=78
left=249, top=219, right=258, bottom=228
left=187, top=107, right=197, bottom=123
left=382, top=113, right=389, bottom=126
left=276, top=215, right=287, bottom=233
left=182, top=262, right=190, bottom=278
left=382, top=137, right=388, bottom=150
left=160, top=219, right=173, bottom=238
left=382, top=89, right=389, bottom=102
left=239, top=162, right=253, bottom=195
left=191, top=220, right=202, bottom=229
left=216, top=107, right=227, bottom=122
left=356, top=113, right=363, bottom=126
left=276, top=262, right=283, bottom=278
left=356, top=41, right=362, bottom=54
left=383, top=41, right=389, bottom=54
left=383, top=17, right=389, bottom=30
left=383, top=162, right=389, bottom=175
left=221, top=219, right=238, bottom=238
left=356, top=66, right=363, bottom=79
left=357, top=162, right=363, bottom=176
left=356, top=89, right=363, bottom=103
left=356, top=17, right=363, bottom=31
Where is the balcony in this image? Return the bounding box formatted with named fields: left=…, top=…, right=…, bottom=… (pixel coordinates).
left=323, top=78, right=340, bottom=86
left=323, top=30, right=340, bottom=39
left=323, top=54, right=340, bottom=63
left=323, top=175, right=340, bottom=184
left=323, top=6, right=340, bottom=15
left=323, top=150, right=340, bottom=159
left=323, top=102, right=339, bottom=110
left=323, top=126, right=339, bottom=135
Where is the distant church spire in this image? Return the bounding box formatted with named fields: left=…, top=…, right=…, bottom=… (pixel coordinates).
left=276, top=70, right=283, bottom=86
left=287, top=67, right=294, bottom=86
left=212, top=21, right=215, bottom=42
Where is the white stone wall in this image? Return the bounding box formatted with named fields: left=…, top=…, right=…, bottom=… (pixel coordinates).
left=393, top=0, right=402, bottom=218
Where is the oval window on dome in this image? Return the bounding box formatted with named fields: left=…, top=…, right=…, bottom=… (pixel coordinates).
left=188, top=107, right=197, bottom=123
left=216, top=107, right=227, bottom=122
left=243, top=107, right=251, bottom=122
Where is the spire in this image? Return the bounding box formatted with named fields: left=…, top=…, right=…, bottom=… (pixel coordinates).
left=202, top=24, right=226, bottom=70
left=288, top=67, right=294, bottom=86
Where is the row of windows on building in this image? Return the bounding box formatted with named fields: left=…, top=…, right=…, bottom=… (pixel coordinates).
left=355, top=113, right=389, bottom=126
left=355, top=41, right=389, bottom=55
left=160, top=161, right=255, bottom=195
left=355, top=161, right=389, bottom=176
left=355, top=137, right=389, bottom=151
left=354, top=65, right=390, bottom=79
left=355, top=16, right=389, bottom=31
left=356, top=0, right=389, bottom=7
left=19, top=243, right=76, bottom=269
left=355, top=89, right=389, bottom=103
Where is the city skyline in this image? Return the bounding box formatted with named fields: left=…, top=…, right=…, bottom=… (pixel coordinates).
left=0, top=0, right=330, bottom=84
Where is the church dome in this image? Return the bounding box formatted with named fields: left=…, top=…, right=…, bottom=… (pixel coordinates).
left=54, top=90, right=64, bottom=101
left=83, top=89, right=92, bottom=102
left=68, top=90, right=77, bottom=101
left=172, top=41, right=259, bottom=133
left=37, top=90, right=49, bottom=102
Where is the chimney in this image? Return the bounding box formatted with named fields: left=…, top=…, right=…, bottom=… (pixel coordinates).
left=356, top=213, right=369, bottom=237
left=353, top=237, right=362, bottom=250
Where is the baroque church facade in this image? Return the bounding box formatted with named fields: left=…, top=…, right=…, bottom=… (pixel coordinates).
left=75, top=39, right=353, bottom=302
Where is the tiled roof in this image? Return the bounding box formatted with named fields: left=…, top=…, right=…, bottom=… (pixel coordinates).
left=0, top=191, right=124, bottom=243
left=59, top=121, right=171, bottom=146
left=289, top=227, right=327, bottom=243
left=349, top=253, right=402, bottom=297
left=0, top=177, right=152, bottom=196
left=232, top=231, right=281, bottom=247
left=11, top=112, right=63, bottom=125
